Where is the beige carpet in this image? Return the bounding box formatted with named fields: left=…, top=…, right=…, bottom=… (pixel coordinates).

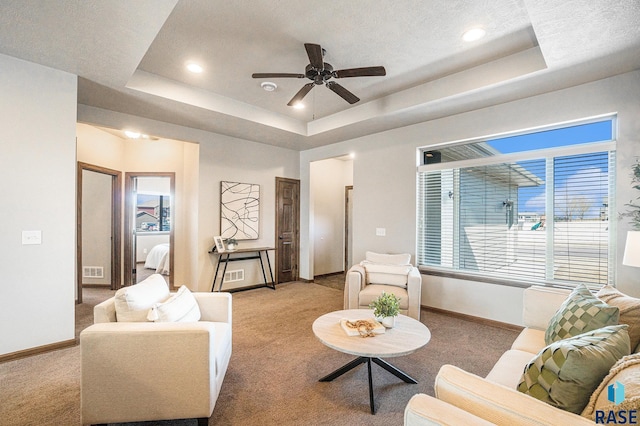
left=0, top=282, right=519, bottom=425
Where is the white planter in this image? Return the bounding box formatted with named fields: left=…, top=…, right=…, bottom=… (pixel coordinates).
left=378, top=316, right=396, bottom=328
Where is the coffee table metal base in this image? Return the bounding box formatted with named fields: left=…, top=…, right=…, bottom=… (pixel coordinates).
left=319, top=356, right=417, bottom=414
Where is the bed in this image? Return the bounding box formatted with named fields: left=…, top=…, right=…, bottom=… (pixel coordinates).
left=144, top=243, right=170, bottom=275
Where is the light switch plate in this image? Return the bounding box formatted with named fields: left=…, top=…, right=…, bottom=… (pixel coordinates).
left=376, top=228, right=386, bottom=236
left=22, top=230, right=42, bottom=245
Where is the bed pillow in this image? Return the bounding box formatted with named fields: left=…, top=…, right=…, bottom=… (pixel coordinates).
left=545, top=284, right=619, bottom=345
left=517, top=325, right=630, bottom=414
left=147, top=286, right=201, bottom=322
left=597, top=285, right=640, bottom=352
left=581, top=353, right=640, bottom=420
left=114, top=274, right=169, bottom=322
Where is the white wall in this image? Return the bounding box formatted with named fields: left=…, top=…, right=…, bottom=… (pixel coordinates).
left=77, top=107, right=300, bottom=292
left=197, top=134, right=300, bottom=291
left=76, top=124, right=199, bottom=289
left=300, top=70, right=640, bottom=326
left=311, top=158, right=353, bottom=275
left=0, top=54, right=77, bottom=355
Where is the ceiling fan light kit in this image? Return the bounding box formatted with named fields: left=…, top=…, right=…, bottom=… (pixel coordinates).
left=252, top=43, right=386, bottom=106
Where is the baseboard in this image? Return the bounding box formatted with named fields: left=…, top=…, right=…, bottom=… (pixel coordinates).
left=299, top=278, right=314, bottom=283
left=82, top=284, right=111, bottom=288
left=313, top=271, right=345, bottom=279
left=0, top=338, right=77, bottom=364
left=421, top=305, right=523, bottom=332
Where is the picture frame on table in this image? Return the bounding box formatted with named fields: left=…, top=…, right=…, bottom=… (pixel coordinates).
left=213, top=236, right=225, bottom=253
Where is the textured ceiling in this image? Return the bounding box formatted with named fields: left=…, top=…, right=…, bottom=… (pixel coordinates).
left=1, top=0, right=640, bottom=150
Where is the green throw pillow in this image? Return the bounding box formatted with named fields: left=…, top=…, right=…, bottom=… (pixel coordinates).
left=517, top=325, right=631, bottom=414
left=545, top=284, right=619, bottom=345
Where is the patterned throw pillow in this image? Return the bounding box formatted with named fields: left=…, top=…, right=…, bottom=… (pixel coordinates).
left=518, top=325, right=631, bottom=414
left=597, top=285, right=640, bottom=352
left=545, top=284, right=619, bottom=345
left=581, top=353, right=640, bottom=420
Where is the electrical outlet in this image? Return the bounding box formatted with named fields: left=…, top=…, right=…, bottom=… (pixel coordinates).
left=376, top=228, right=386, bottom=236
left=143, top=248, right=148, bottom=254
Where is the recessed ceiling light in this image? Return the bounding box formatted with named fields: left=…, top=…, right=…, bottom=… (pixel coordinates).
left=261, top=82, right=278, bottom=92
left=186, top=62, right=203, bottom=73
left=124, top=130, right=141, bottom=139
left=292, top=102, right=305, bottom=109
left=462, top=27, right=486, bottom=42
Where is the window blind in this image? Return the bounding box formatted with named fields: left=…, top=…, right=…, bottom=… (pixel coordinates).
left=417, top=147, right=615, bottom=287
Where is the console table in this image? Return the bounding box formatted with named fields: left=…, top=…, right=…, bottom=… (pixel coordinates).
left=209, top=246, right=276, bottom=292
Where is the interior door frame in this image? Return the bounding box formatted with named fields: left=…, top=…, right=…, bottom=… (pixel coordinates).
left=124, top=172, right=175, bottom=288
left=76, top=162, right=122, bottom=303
left=275, top=177, right=300, bottom=283
left=344, top=185, right=353, bottom=271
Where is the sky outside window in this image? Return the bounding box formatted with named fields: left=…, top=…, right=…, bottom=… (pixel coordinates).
left=486, top=120, right=613, bottom=217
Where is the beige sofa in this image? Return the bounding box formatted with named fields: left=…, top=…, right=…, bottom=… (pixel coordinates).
left=405, top=285, right=598, bottom=425
left=80, top=285, right=232, bottom=426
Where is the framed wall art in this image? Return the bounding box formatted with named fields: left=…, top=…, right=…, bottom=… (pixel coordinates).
left=213, top=236, right=225, bottom=253
left=220, top=181, right=260, bottom=240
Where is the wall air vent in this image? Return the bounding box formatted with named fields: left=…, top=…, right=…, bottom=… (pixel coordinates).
left=83, top=266, right=104, bottom=279
left=223, top=269, right=244, bottom=283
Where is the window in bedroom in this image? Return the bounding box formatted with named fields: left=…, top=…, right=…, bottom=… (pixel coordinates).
left=417, top=117, right=616, bottom=288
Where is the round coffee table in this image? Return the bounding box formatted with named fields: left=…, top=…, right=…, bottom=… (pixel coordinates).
left=312, top=309, right=431, bottom=414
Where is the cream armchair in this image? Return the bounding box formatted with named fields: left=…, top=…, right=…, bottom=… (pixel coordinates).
left=344, top=251, right=422, bottom=320
left=80, top=289, right=232, bottom=426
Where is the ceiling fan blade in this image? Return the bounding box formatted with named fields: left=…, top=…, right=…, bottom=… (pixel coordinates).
left=326, top=81, right=360, bottom=104
left=252, top=73, right=305, bottom=78
left=287, top=83, right=315, bottom=106
left=333, top=66, right=386, bottom=78
left=304, top=43, right=324, bottom=70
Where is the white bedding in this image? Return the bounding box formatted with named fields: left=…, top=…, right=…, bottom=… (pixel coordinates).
left=144, top=243, right=170, bottom=275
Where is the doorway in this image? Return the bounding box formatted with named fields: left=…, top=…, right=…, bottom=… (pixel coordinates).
left=345, top=185, right=353, bottom=270
left=309, top=156, right=354, bottom=278
left=124, top=172, right=175, bottom=288
left=275, top=177, right=300, bottom=283
left=76, top=162, right=122, bottom=304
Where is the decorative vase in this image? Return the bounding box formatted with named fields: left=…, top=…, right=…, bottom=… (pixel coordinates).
left=380, top=316, right=396, bottom=328
left=227, top=243, right=236, bottom=251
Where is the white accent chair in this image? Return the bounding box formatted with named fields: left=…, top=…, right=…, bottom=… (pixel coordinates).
left=80, top=277, right=232, bottom=426
left=344, top=251, right=422, bottom=320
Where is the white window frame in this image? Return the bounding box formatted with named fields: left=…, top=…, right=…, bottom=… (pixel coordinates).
left=417, top=131, right=616, bottom=289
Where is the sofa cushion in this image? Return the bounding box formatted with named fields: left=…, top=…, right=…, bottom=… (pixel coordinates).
left=147, top=285, right=201, bottom=322
left=597, top=285, right=640, bottom=352
left=486, top=349, right=538, bottom=389
left=358, top=284, right=409, bottom=309
left=545, top=284, right=619, bottom=345
left=511, top=328, right=546, bottom=354
left=581, top=353, right=640, bottom=420
left=517, top=325, right=631, bottom=414
left=114, top=274, right=170, bottom=322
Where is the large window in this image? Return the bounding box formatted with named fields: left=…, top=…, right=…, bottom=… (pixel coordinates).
left=417, top=119, right=616, bottom=288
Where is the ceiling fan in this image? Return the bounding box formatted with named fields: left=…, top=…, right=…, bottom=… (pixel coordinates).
left=252, top=43, right=386, bottom=106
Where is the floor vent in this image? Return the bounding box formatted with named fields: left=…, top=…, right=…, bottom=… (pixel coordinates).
left=223, top=269, right=244, bottom=283
left=83, top=266, right=104, bottom=279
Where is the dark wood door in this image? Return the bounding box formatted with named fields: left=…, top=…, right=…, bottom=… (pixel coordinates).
left=275, top=177, right=300, bottom=283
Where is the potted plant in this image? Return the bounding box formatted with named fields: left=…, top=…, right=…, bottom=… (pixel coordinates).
left=625, top=158, right=640, bottom=229
left=369, top=291, right=401, bottom=328
left=225, top=238, right=238, bottom=251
